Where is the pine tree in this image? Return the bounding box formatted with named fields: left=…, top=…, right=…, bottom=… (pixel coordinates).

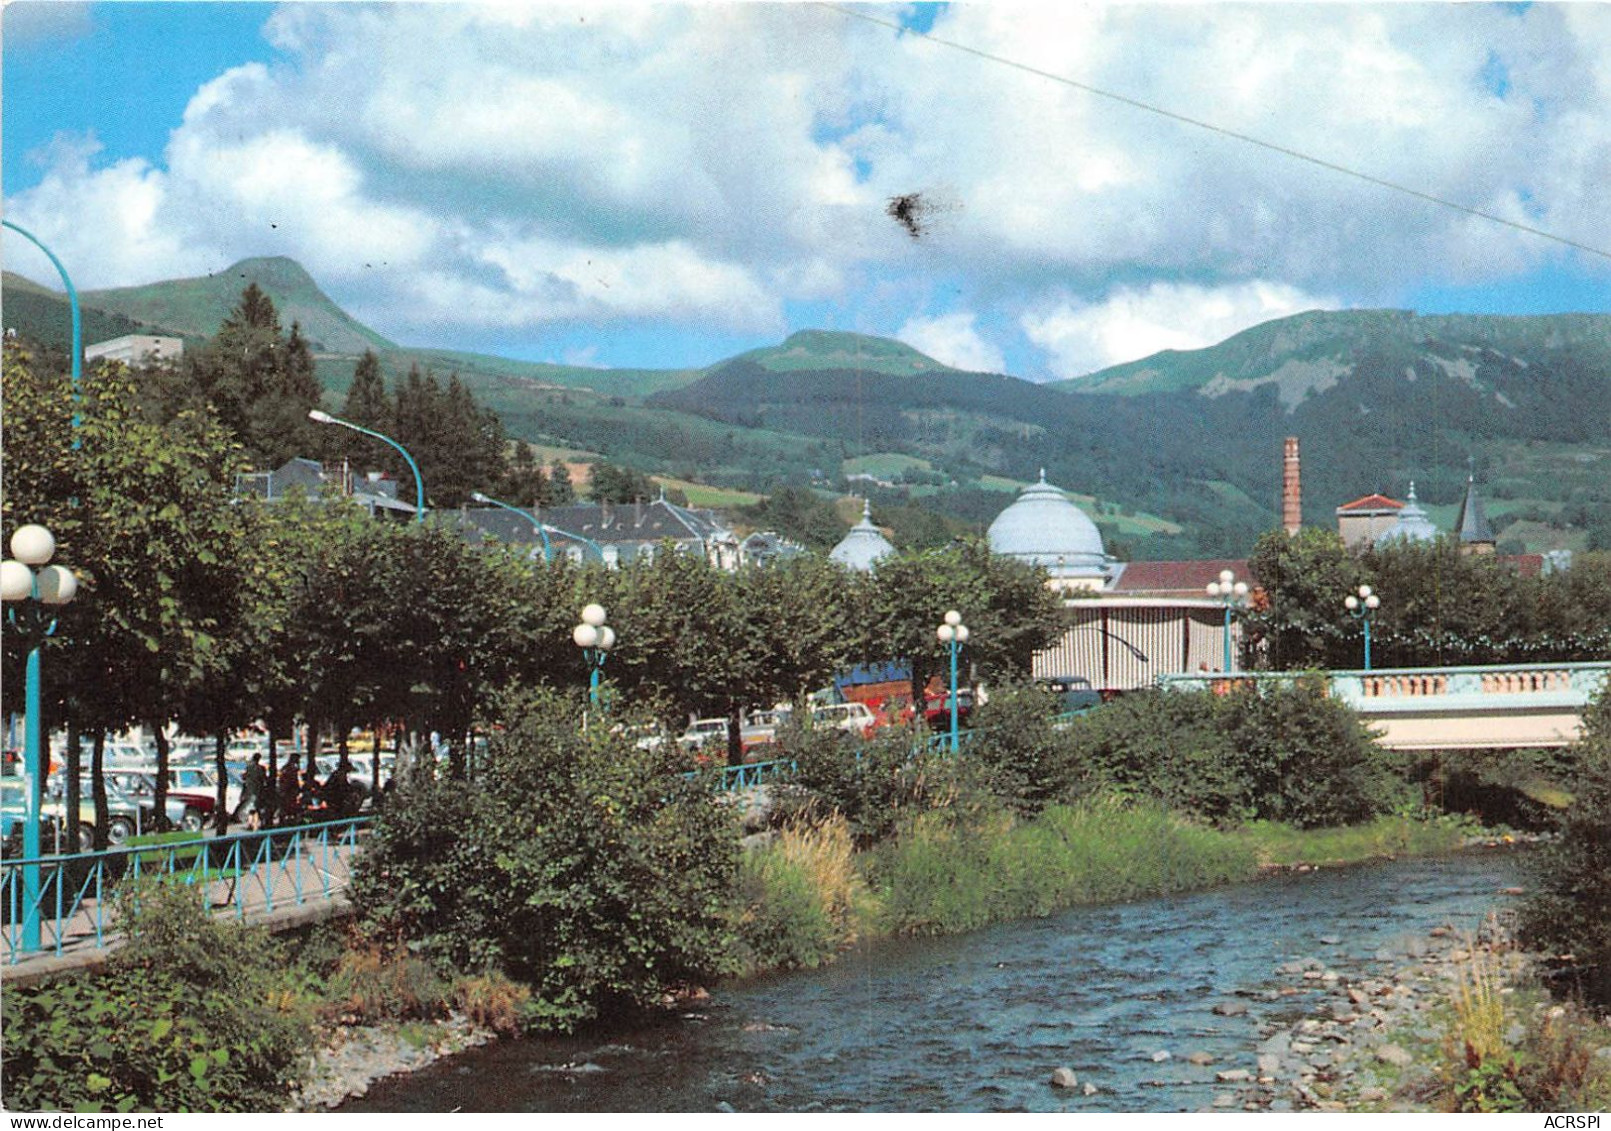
left=544, top=461, right=576, bottom=506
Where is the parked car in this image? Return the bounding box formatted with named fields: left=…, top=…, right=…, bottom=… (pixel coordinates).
left=1043, top=674, right=1102, bottom=716
left=739, top=709, right=791, bottom=755
left=98, top=769, right=211, bottom=831
left=811, top=701, right=877, bottom=738
left=58, top=774, right=196, bottom=836
left=923, top=690, right=976, bottom=731
left=678, top=718, right=730, bottom=751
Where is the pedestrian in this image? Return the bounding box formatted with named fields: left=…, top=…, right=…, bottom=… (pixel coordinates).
left=235, top=751, right=267, bottom=830
left=322, top=761, right=352, bottom=818
left=278, top=760, right=302, bottom=821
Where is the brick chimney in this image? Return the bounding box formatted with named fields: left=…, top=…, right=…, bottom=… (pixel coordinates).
left=1282, top=437, right=1302, bottom=535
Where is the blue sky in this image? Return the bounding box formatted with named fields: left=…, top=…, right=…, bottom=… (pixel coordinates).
left=5, top=2, right=1608, bottom=379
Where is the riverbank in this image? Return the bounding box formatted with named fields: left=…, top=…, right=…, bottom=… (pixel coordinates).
left=302, top=820, right=1496, bottom=1112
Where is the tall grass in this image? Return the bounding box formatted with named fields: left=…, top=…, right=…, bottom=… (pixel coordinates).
left=737, top=815, right=869, bottom=971
left=870, top=798, right=1259, bottom=936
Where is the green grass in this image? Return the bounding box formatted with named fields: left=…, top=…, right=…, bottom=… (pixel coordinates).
left=841, top=452, right=935, bottom=479
left=1234, top=814, right=1476, bottom=867
left=651, top=476, right=763, bottom=508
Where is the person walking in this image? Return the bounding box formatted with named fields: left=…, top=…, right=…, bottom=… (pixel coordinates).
left=235, top=752, right=268, bottom=830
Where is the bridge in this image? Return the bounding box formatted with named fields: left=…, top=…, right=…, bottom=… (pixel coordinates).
left=1159, top=661, right=1611, bottom=751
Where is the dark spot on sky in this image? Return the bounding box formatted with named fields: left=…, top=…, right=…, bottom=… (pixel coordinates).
left=887, top=192, right=928, bottom=239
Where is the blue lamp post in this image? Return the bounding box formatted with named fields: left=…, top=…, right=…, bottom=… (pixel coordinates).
left=935, top=609, right=969, bottom=753
left=308, top=410, right=426, bottom=522
left=470, top=491, right=608, bottom=563
left=572, top=603, right=615, bottom=710
left=2, top=525, right=79, bottom=952
left=1345, top=584, right=1381, bottom=671
left=1205, top=568, right=1248, bottom=672
left=2, top=221, right=82, bottom=443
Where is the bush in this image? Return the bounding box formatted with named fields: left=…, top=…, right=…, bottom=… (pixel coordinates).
left=351, top=693, right=743, bottom=1032
left=320, top=943, right=451, bottom=1026
left=966, top=682, right=1094, bottom=816
left=1060, top=681, right=1408, bottom=828
left=784, top=721, right=958, bottom=847
left=0, top=880, right=313, bottom=1113
left=1520, top=686, right=1611, bottom=1005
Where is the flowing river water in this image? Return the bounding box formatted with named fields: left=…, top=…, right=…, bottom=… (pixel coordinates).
left=343, top=849, right=1528, bottom=1113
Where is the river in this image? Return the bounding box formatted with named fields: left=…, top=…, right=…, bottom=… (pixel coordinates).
left=343, top=849, right=1528, bottom=1113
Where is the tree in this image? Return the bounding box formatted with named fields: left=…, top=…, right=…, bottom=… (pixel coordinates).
left=864, top=539, right=1064, bottom=705
left=329, top=350, right=393, bottom=466
left=1244, top=527, right=1365, bottom=670
left=544, top=461, right=576, bottom=506
left=2, top=342, right=248, bottom=839
left=589, top=461, right=656, bottom=504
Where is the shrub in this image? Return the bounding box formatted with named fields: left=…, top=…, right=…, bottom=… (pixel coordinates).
left=0, top=880, right=313, bottom=1113
left=1520, top=685, right=1611, bottom=1005
left=351, top=693, right=743, bottom=1032
left=452, top=970, right=535, bottom=1035
left=966, top=682, right=1094, bottom=816
left=320, top=943, right=450, bottom=1026
left=784, top=721, right=958, bottom=847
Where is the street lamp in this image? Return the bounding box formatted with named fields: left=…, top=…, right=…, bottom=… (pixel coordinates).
left=2, top=221, right=82, bottom=444
left=1205, top=568, right=1249, bottom=673
left=1344, top=584, right=1382, bottom=671
left=935, top=609, right=970, bottom=753
left=2, top=524, right=78, bottom=951
left=307, top=410, right=426, bottom=523
left=572, top=603, right=616, bottom=709
left=470, top=491, right=607, bottom=563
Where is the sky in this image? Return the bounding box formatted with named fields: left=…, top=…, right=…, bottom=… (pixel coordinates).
left=4, top=1, right=1609, bottom=381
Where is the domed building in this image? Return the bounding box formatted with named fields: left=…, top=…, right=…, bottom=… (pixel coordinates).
left=986, top=471, right=1112, bottom=591
left=829, top=500, right=896, bottom=572
left=1375, top=483, right=1439, bottom=547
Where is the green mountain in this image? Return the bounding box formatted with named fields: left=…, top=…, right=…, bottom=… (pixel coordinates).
left=2, top=270, right=188, bottom=350
left=7, top=258, right=1605, bottom=556
left=79, top=256, right=397, bottom=356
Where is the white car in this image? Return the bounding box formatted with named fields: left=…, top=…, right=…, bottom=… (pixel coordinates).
left=678, top=718, right=730, bottom=753
left=812, top=701, right=877, bottom=737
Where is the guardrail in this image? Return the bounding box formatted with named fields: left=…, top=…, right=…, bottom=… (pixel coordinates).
left=1, top=816, right=371, bottom=964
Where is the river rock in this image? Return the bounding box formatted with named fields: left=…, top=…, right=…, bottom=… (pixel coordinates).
left=1212, top=1001, right=1249, bottom=1017
left=1082, top=1082, right=1098, bottom=1096
left=1050, top=1067, right=1078, bottom=1089
left=1186, top=1051, right=1217, bottom=1065
left=1257, top=1054, right=1282, bottom=1076
left=1216, top=1069, right=1252, bottom=1083
left=1213, top=1093, right=1237, bottom=1108
left=1151, top=1050, right=1171, bottom=1062
left=1375, top=1043, right=1414, bottom=1068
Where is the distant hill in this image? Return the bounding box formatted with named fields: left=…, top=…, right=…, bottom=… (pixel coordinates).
left=2, top=270, right=188, bottom=350
left=734, top=329, right=959, bottom=376
left=79, top=256, right=397, bottom=356
left=7, top=258, right=1605, bottom=556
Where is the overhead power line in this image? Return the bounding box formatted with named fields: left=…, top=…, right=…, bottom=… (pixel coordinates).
left=819, top=3, right=1611, bottom=264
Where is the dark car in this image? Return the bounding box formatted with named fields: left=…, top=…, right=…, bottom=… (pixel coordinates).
left=1043, top=675, right=1102, bottom=715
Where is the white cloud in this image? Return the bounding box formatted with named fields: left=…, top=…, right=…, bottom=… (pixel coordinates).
left=1023, top=281, right=1339, bottom=380
left=4, top=4, right=1606, bottom=359
left=898, top=311, right=1005, bottom=373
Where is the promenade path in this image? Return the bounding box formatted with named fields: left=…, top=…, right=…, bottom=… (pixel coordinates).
left=2, top=818, right=366, bottom=985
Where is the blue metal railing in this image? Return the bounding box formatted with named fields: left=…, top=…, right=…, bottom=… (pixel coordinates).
left=1, top=816, right=371, bottom=964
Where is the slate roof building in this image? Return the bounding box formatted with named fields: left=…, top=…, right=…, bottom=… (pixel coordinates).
left=234, top=457, right=418, bottom=520
left=454, top=495, right=741, bottom=570
left=1454, top=472, right=1497, bottom=555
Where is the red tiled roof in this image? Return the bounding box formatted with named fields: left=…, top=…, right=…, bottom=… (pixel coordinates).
left=1336, top=494, right=1404, bottom=512
left=1110, top=559, right=1251, bottom=596
left=1502, top=554, right=1544, bottom=579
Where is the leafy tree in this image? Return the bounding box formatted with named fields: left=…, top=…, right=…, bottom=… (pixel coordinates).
left=864, top=538, right=1064, bottom=705
left=1244, top=527, right=1366, bottom=669
left=739, top=487, right=847, bottom=550
left=1521, top=683, right=1611, bottom=1005
left=350, top=693, right=741, bottom=1031
left=589, top=461, right=656, bottom=504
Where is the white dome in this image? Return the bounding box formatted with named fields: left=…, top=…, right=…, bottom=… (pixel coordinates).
left=988, top=471, right=1107, bottom=576
left=829, top=501, right=895, bottom=572
left=1376, top=482, right=1439, bottom=547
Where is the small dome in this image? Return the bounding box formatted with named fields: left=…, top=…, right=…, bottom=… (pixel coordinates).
left=1376, top=482, right=1439, bottom=546
left=829, top=501, right=895, bottom=572
left=987, top=471, right=1107, bottom=576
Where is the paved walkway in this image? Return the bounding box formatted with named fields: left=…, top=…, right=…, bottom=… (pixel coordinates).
left=3, top=828, right=365, bottom=984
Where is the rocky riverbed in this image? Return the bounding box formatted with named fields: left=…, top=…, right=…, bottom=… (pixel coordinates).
left=290, top=1014, right=499, bottom=1111
left=1198, top=910, right=1531, bottom=1112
